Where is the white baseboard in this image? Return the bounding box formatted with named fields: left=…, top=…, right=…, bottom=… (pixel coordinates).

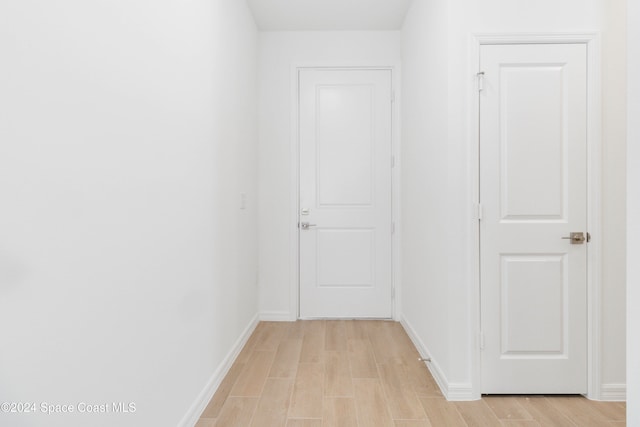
left=447, top=383, right=476, bottom=401
left=259, top=311, right=294, bottom=321
left=400, top=315, right=477, bottom=401
left=599, top=383, right=626, bottom=401
left=177, top=313, right=259, bottom=427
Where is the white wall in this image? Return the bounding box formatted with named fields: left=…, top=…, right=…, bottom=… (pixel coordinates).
left=401, top=0, right=627, bottom=399
left=0, top=0, right=259, bottom=426
left=400, top=0, right=455, bottom=389
left=258, top=31, right=401, bottom=320
left=627, top=0, right=639, bottom=422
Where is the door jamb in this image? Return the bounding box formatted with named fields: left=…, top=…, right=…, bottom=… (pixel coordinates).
left=289, top=63, right=402, bottom=321
left=469, top=33, right=602, bottom=399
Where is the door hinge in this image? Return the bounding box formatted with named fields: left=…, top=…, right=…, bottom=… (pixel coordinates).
left=391, top=155, right=396, bottom=168
left=476, top=203, right=483, bottom=221
left=391, top=286, right=396, bottom=300
left=391, top=222, right=396, bottom=235
left=391, top=90, right=396, bottom=103
left=479, top=331, right=485, bottom=350
left=477, top=71, right=485, bottom=92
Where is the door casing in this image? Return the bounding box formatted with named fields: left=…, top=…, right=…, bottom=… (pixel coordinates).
left=289, top=63, right=402, bottom=321
left=469, top=33, right=602, bottom=400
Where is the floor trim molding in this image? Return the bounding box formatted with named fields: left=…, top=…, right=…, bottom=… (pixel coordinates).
left=177, top=313, right=259, bottom=427
left=599, top=383, right=627, bottom=402
left=400, top=315, right=477, bottom=401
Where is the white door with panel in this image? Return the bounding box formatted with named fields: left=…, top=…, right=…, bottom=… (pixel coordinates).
left=299, top=69, right=393, bottom=319
left=480, top=44, right=588, bottom=393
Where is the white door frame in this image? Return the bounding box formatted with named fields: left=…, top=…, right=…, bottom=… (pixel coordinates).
left=289, top=63, right=402, bottom=321
left=469, top=33, right=602, bottom=399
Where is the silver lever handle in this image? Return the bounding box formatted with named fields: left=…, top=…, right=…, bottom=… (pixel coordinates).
left=561, top=232, right=586, bottom=244
left=300, top=222, right=317, bottom=230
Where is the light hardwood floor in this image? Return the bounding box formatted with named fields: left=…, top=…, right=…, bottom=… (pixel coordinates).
left=196, top=320, right=626, bottom=426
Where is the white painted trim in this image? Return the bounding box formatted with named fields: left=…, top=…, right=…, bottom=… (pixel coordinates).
left=469, top=33, right=603, bottom=398
left=401, top=315, right=476, bottom=401
left=598, top=384, right=627, bottom=402
left=392, top=66, right=403, bottom=322
left=290, top=62, right=402, bottom=320
left=468, top=33, right=483, bottom=401
left=289, top=65, right=301, bottom=321
left=400, top=315, right=448, bottom=397
left=627, top=0, right=640, bottom=422
left=585, top=33, right=604, bottom=402
left=177, top=314, right=259, bottom=427
left=470, top=32, right=600, bottom=45
left=447, top=384, right=476, bottom=402
left=259, top=311, right=294, bottom=322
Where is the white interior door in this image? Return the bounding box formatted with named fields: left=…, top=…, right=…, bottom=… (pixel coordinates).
left=299, top=68, right=393, bottom=319
left=480, top=44, right=588, bottom=393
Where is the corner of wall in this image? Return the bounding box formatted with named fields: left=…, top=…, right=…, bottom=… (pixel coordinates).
left=259, top=311, right=295, bottom=322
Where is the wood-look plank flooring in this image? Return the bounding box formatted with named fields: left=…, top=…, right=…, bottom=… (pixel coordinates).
left=197, top=321, right=626, bottom=427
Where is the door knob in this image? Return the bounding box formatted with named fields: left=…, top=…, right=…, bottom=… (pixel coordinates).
left=300, top=222, right=317, bottom=230
left=561, top=232, right=586, bottom=244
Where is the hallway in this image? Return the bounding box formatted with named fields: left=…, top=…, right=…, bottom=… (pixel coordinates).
left=196, top=321, right=626, bottom=426
left=0, top=0, right=635, bottom=424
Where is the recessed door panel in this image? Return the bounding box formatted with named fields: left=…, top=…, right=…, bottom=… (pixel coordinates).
left=316, top=229, right=374, bottom=287
left=500, top=65, right=568, bottom=222
left=317, top=85, right=374, bottom=207
left=500, top=254, right=567, bottom=356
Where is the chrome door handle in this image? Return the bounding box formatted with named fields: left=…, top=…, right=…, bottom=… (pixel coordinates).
left=561, top=232, right=586, bottom=244
left=300, top=222, right=317, bottom=230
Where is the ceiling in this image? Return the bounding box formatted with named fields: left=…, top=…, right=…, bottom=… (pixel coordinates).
left=246, top=0, right=413, bottom=31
